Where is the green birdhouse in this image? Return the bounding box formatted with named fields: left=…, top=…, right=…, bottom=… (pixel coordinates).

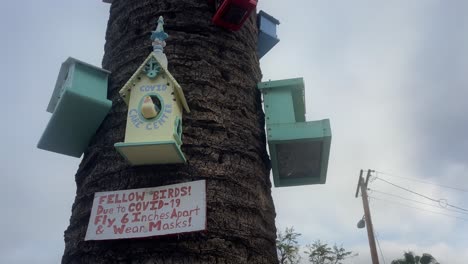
left=37, top=57, right=112, bottom=157
left=114, top=17, right=190, bottom=166
left=258, top=78, right=332, bottom=187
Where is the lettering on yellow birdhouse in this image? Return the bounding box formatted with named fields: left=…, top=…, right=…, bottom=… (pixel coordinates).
left=114, top=17, right=190, bottom=166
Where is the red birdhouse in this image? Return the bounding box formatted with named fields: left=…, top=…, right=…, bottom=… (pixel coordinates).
left=211, top=0, right=257, bottom=31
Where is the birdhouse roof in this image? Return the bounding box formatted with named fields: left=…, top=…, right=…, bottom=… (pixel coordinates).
left=258, top=10, right=280, bottom=25
left=119, top=52, right=190, bottom=113
left=47, top=57, right=110, bottom=113
left=258, top=78, right=306, bottom=123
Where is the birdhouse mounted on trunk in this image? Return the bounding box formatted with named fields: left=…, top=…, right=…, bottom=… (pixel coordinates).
left=258, top=78, right=332, bottom=187
left=114, top=17, right=190, bottom=166
left=37, top=58, right=112, bottom=157
left=210, top=0, right=257, bottom=31
left=257, top=10, right=280, bottom=59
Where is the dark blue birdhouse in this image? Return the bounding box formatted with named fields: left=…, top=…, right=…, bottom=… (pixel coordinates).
left=257, top=10, right=280, bottom=59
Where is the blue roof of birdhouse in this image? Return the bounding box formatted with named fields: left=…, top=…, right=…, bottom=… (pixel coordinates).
left=118, top=52, right=190, bottom=113
left=258, top=10, right=280, bottom=25
left=47, top=57, right=110, bottom=113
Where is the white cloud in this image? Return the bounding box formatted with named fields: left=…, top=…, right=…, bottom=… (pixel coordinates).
left=269, top=0, right=468, bottom=263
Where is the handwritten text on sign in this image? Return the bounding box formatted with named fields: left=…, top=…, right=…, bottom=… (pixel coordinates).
left=85, top=180, right=206, bottom=240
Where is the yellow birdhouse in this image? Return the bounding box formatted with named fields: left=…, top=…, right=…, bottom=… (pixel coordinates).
left=115, top=17, right=190, bottom=166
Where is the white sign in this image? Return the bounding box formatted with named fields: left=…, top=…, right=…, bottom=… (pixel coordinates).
left=85, top=180, right=206, bottom=240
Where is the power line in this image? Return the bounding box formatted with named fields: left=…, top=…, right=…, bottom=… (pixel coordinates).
left=374, top=231, right=386, bottom=264
left=375, top=177, right=439, bottom=202
left=375, top=177, right=468, bottom=212
left=368, top=200, right=387, bottom=264
left=375, top=170, right=468, bottom=193
left=369, top=196, right=468, bottom=222
left=369, top=189, right=468, bottom=215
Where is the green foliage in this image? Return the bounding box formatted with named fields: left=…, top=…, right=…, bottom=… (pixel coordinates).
left=276, top=227, right=301, bottom=264
left=332, top=244, right=355, bottom=264
left=305, top=240, right=334, bottom=264
left=420, top=253, right=439, bottom=264
left=391, top=251, right=439, bottom=264
left=304, top=240, right=355, bottom=264
left=276, top=227, right=355, bottom=264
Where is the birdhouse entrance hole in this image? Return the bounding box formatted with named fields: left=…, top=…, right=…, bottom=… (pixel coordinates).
left=276, top=141, right=323, bottom=179
left=139, top=94, right=163, bottom=121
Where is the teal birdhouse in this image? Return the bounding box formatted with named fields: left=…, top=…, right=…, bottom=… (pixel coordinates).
left=114, top=17, right=190, bottom=166
left=37, top=58, right=112, bottom=157
left=258, top=78, right=332, bottom=187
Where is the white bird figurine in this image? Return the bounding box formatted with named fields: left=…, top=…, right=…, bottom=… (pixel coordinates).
left=141, top=96, right=159, bottom=119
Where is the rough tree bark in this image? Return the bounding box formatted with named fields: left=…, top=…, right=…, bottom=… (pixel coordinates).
left=62, top=0, right=277, bottom=263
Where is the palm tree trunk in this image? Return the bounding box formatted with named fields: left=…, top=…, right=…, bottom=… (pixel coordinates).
left=62, top=0, right=277, bottom=263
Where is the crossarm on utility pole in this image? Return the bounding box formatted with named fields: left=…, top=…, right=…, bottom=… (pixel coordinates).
left=355, top=169, right=364, bottom=198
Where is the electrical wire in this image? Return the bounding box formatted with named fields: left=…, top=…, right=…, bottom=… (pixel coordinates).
left=362, top=172, right=468, bottom=263
left=375, top=231, right=386, bottom=264
left=369, top=189, right=468, bottom=215
left=375, top=177, right=468, bottom=212
left=369, top=196, right=468, bottom=222
left=375, top=170, right=468, bottom=193
left=368, top=197, right=387, bottom=264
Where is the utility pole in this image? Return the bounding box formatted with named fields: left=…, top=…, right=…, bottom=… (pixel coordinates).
left=355, top=169, right=380, bottom=264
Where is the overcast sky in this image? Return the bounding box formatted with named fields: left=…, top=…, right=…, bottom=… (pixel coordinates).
left=1, top=1, right=467, bottom=263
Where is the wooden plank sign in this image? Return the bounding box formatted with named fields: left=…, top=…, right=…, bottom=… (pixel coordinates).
left=85, top=180, right=206, bottom=240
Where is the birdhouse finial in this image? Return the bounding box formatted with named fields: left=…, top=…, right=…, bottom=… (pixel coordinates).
left=151, top=16, right=169, bottom=53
